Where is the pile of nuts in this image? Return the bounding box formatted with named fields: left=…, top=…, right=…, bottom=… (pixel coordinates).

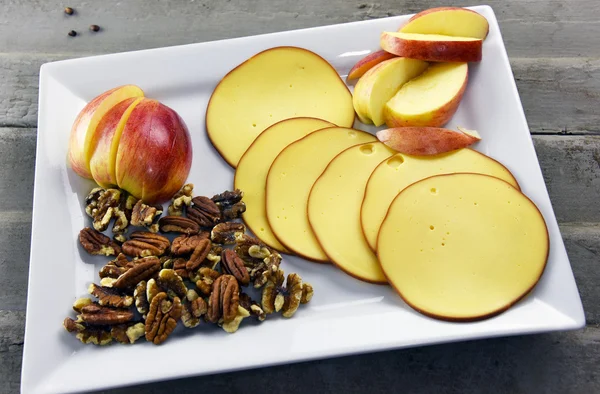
left=64, top=185, right=313, bottom=345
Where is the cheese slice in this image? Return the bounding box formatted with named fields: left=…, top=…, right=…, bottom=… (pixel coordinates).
left=206, top=47, right=355, bottom=167
left=235, top=117, right=334, bottom=252
left=361, top=149, right=519, bottom=251
left=378, top=173, right=549, bottom=321
left=308, top=142, right=395, bottom=283
left=266, top=127, right=376, bottom=262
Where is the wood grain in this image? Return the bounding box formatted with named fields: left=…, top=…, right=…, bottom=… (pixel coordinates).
left=0, top=0, right=598, bottom=58
left=0, top=311, right=24, bottom=394
left=1, top=54, right=599, bottom=133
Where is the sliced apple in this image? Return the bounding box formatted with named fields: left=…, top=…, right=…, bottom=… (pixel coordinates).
left=89, top=97, right=143, bottom=187
left=206, top=47, right=355, bottom=167
left=353, top=58, right=428, bottom=127
left=401, top=7, right=489, bottom=39
left=234, top=117, right=334, bottom=252
left=376, top=126, right=481, bottom=155
left=360, top=149, right=519, bottom=251
left=346, top=50, right=396, bottom=82
left=377, top=173, right=548, bottom=321
left=383, top=62, right=468, bottom=128
left=266, top=127, right=376, bottom=262
left=68, top=85, right=144, bottom=179
left=381, top=32, right=482, bottom=63
left=308, top=142, right=395, bottom=283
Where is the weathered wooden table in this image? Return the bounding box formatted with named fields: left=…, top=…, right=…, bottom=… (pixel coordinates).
left=1, top=1, right=598, bottom=392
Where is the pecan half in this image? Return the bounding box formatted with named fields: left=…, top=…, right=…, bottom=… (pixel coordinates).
left=186, top=238, right=212, bottom=271
left=146, top=278, right=162, bottom=304
left=79, top=303, right=134, bottom=325
left=99, top=253, right=132, bottom=279
left=207, top=275, right=239, bottom=324
left=221, top=249, right=250, bottom=286
left=157, top=269, right=188, bottom=299
left=171, top=233, right=209, bottom=256
left=187, top=196, right=221, bottom=227
left=122, top=231, right=170, bottom=257
left=261, top=268, right=285, bottom=314
left=64, top=317, right=112, bottom=345
left=211, top=222, right=246, bottom=245
left=145, top=292, right=182, bottom=345
left=168, top=183, right=194, bottom=216
left=193, top=267, right=221, bottom=296
left=282, top=273, right=303, bottom=318
left=211, top=189, right=246, bottom=221
left=79, top=227, right=121, bottom=256
left=249, top=252, right=282, bottom=289
left=88, top=283, right=133, bottom=308
left=130, top=200, right=162, bottom=229
left=158, top=216, right=200, bottom=234
left=111, top=322, right=146, bottom=344
left=172, top=258, right=188, bottom=279
left=134, top=280, right=149, bottom=315
left=85, top=188, right=122, bottom=232
left=113, top=257, right=161, bottom=289
left=181, top=289, right=207, bottom=328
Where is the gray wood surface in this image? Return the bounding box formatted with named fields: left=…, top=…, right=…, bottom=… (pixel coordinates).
left=1, top=0, right=599, bottom=393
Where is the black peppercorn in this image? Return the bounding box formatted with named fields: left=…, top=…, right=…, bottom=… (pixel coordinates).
left=89, top=24, right=100, bottom=32
left=68, top=30, right=77, bottom=37
left=64, top=7, right=74, bottom=15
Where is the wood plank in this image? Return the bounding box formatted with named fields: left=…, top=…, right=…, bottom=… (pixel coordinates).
left=4, top=309, right=597, bottom=394
left=0, top=311, right=24, bottom=394
left=1, top=54, right=600, bottom=133
left=0, top=128, right=36, bottom=210
left=0, top=213, right=31, bottom=311
left=0, top=0, right=598, bottom=58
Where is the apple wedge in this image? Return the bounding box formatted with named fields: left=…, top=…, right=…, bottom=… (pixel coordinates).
left=381, top=32, right=482, bottom=63
left=346, top=50, right=396, bottom=82
left=353, top=58, right=428, bottom=127
left=401, top=7, right=489, bottom=39
left=383, top=62, right=468, bottom=128
left=376, top=126, right=480, bottom=155
left=68, top=85, right=144, bottom=179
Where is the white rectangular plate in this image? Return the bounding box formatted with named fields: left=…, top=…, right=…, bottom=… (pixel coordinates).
left=23, top=5, right=584, bottom=393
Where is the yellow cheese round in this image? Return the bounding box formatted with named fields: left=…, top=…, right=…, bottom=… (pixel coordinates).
left=361, top=149, right=519, bottom=251
left=378, top=173, right=549, bottom=321
left=206, top=47, right=355, bottom=167
left=308, top=142, right=395, bottom=283
left=266, top=127, right=376, bottom=262
left=235, top=117, right=334, bottom=252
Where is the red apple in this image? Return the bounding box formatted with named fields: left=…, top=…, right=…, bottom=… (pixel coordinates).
left=346, top=50, right=396, bottom=82
left=115, top=99, right=192, bottom=204
left=376, top=126, right=481, bottom=155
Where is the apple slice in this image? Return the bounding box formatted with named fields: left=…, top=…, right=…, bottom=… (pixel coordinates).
left=68, top=85, right=144, bottom=179
left=346, top=50, right=396, bottom=82
left=400, top=7, right=489, bottom=39
left=376, top=126, right=480, bottom=155
left=116, top=99, right=192, bottom=204
left=381, top=32, right=482, bottom=63
left=89, top=97, right=143, bottom=187
left=353, top=57, right=428, bottom=127
left=308, top=142, right=395, bottom=283
left=383, top=62, right=468, bottom=128
left=377, top=173, right=548, bottom=321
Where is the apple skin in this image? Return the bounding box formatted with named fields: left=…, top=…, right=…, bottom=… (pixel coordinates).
left=402, top=7, right=489, bottom=39
left=347, top=50, right=396, bottom=82
left=115, top=99, right=193, bottom=204
left=89, top=97, right=141, bottom=188
left=383, top=70, right=468, bottom=128
left=68, top=85, right=144, bottom=179
left=376, top=126, right=481, bottom=155
left=381, top=32, right=482, bottom=63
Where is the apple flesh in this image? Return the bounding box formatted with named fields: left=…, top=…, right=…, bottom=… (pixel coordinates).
left=89, top=97, right=143, bottom=188
left=115, top=99, right=192, bottom=204
left=353, top=57, right=428, bottom=126
left=346, top=50, right=396, bottom=82
left=376, top=126, right=481, bottom=155
left=68, top=85, right=144, bottom=179
left=383, top=62, right=468, bottom=128
left=381, top=32, right=482, bottom=63
left=401, top=7, right=489, bottom=39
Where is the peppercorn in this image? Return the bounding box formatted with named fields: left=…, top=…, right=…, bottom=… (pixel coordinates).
left=64, top=7, right=74, bottom=15
left=68, top=30, right=77, bottom=37
left=89, top=24, right=100, bottom=32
